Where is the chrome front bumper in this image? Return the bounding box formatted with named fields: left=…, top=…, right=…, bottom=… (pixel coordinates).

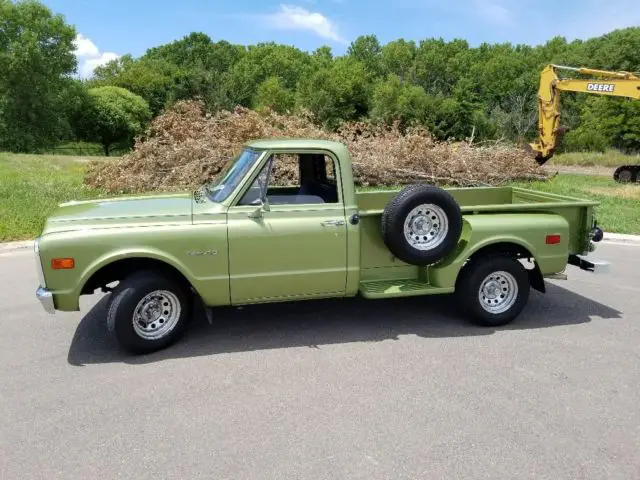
left=34, top=237, right=55, bottom=314
left=36, top=287, right=55, bottom=314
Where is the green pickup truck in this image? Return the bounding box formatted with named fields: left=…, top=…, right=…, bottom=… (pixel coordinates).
left=35, top=139, right=608, bottom=354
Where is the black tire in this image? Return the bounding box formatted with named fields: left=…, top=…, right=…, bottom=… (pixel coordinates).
left=613, top=166, right=638, bottom=183
left=106, top=270, right=193, bottom=354
left=456, top=254, right=530, bottom=327
left=381, top=184, right=463, bottom=266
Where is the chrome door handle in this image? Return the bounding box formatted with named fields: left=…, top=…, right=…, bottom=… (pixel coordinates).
left=321, top=219, right=345, bottom=226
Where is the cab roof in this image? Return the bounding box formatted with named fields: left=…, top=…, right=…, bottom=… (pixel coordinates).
left=244, top=138, right=347, bottom=151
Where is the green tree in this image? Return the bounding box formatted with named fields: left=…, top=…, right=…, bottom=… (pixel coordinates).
left=564, top=96, right=640, bottom=152
left=347, top=34, right=382, bottom=76
left=380, top=39, right=416, bottom=81
left=0, top=0, right=77, bottom=152
left=296, top=57, right=371, bottom=129
left=78, top=86, right=151, bottom=156
left=92, top=55, right=182, bottom=115
left=371, top=74, right=431, bottom=128
left=253, top=76, right=295, bottom=113
left=223, top=42, right=312, bottom=108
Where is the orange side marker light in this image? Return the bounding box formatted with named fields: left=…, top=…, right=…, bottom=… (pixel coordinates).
left=51, top=258, right=75, bottom=269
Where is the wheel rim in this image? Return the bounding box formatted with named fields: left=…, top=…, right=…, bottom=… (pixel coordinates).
left=478, top=271, right=518, bottom=314
left=618, top=169, right=632, bottom=183
left=132, top=290, right=182, bottom=340
left=403, top=204, right=449, bottom=251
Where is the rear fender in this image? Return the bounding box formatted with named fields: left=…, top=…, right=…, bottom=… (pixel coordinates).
left=428, top=213, right=570, bottom=291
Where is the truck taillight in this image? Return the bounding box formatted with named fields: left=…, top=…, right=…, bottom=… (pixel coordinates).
left=546, top=235, right=561, bottom=245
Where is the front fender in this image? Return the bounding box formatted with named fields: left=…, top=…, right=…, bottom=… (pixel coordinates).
left=76, top=247, right=196, bottom=297
left=38, top=223, right=230, bottom=311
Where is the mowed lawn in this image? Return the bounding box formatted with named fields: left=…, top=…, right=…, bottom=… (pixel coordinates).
left=509, top=175, right=640, bottom=234
left=550, top=150, right=640, bottom=167
left=1, top=152, right=639, bottom=241
left=0, top=153, right=104, bottom=241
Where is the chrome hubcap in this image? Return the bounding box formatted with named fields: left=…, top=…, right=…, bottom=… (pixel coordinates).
left=478, top=271, right=518, bottom=314
left=133, top=290, right=181, bottom=340
left=403, top=204, right=449, bottom=250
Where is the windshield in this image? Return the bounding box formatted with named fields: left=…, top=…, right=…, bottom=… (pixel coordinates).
left=205, top=148, right=263, bottom=202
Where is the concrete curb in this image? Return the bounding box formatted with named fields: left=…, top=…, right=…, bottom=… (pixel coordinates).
left=602, top=233, right=640, bottom=245
left=0, top=240, right=34, bottom=253
left=0, top=231, right=639, bottom=253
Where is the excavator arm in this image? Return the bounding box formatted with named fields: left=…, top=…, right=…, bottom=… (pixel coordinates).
left=529, top=64, right=640, bottom=170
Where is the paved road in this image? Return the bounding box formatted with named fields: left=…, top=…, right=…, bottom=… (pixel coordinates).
left=1, top=243, right=639, bottom=479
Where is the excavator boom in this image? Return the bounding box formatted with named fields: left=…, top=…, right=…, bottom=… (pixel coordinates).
left=529, top=64, right=640, bottom=179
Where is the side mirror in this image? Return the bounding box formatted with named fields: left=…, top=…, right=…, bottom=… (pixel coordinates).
left=247, top=197, right=270, bottom=219
left=247, top=207, right=262, bottom=219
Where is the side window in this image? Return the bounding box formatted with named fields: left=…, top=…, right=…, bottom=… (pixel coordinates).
left=238, top=152, right=340, bottom=206
left=269, top=153, right=300, bottom=187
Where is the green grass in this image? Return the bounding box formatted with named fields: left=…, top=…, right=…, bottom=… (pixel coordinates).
left=549, top=150, right=640, bottom=167
left=0, top=153, right=105, bottom=241
left=510, top=174, right=640, bottom=234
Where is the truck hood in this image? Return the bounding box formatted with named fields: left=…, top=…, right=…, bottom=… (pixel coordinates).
left=42, top=192, right=195, bottom=234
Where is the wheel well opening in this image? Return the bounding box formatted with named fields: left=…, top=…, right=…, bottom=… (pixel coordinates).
left=458, top=242, right=545, bottom=293
left=81, top=258, right=193, bottom=295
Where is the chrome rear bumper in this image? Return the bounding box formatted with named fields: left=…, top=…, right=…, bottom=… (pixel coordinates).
left=36, top=287, right=55, bottom=314
left=568, top=254, right=611, bottom=274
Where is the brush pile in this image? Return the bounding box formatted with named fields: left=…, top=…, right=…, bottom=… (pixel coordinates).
left=84, top=100, right=548, bottom=193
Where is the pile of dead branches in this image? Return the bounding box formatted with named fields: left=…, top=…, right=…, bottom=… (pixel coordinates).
left=84, top=100, right=548, bottom=193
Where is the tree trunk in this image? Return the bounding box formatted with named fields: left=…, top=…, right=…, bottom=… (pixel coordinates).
left=103, top=143, right=110, bottom=156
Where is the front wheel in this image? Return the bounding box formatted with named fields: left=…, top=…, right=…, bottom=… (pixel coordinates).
left=456, top=254, right=530, bottom=327
left=106, top=270, right=193, bottom=354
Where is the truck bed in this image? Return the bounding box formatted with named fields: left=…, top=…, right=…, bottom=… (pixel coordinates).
left=356, top=186, right=598, bottom=215
left=355, top=186, right=599, bottom=294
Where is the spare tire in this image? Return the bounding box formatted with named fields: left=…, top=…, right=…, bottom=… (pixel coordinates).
left=381, top=184, right=463, bottom=266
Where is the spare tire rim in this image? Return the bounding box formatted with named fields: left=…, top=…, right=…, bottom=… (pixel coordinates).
left=478, top=271, right=518, bottom=314
left=403, top=204, right=449, bottom=251
left=133, top=290, right=182, bottom=340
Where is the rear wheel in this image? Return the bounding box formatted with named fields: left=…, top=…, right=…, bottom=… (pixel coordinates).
left=106, top=270, right=192, bottom=354
left=457, top=254, right=530, bottom=327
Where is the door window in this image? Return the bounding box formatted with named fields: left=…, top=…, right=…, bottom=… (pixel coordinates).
left=238, top=152, right=340, bottom=206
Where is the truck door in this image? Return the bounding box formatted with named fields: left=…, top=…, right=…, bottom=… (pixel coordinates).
left=227, top=151, right=348, bottom=304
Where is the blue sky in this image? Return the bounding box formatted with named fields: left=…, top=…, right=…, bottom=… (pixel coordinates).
left=44, top=0, right=640, bottom=76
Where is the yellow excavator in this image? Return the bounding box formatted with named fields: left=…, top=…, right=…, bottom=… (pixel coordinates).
left=528, top=64, right=640, bottom=183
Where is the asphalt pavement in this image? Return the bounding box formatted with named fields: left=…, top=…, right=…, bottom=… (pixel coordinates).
left=1, top=242, right=639, bottom=479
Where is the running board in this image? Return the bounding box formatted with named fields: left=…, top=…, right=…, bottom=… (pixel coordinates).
left=568, top=254, right=610, bottom=274
left=359, top=279, right=454, bottom=299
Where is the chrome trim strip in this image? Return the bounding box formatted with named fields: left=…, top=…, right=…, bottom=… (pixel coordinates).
left=34, top=236, right=46, bottom=288
left=36, top=287, right=55, bottom=314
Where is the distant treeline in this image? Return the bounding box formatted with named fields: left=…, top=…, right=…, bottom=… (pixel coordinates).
left=1, top=0, right=639, bottom=155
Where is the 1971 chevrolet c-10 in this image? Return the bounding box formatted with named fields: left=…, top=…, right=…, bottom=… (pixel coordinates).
left=34, top=139, right=608, bottom=354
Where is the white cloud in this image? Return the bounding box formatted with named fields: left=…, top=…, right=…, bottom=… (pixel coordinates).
left=265, top=4, right=346, bottom=43
left=472, top=0, right=514, bottom=26
left=72, top=34, right=120, bottom=78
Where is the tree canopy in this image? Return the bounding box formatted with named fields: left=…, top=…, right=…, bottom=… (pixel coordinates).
left=0, top=0, right=78, bottom=152
left=1, top=0, right=639, bottom=154
left=76, top=86, right=151, bottom=155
